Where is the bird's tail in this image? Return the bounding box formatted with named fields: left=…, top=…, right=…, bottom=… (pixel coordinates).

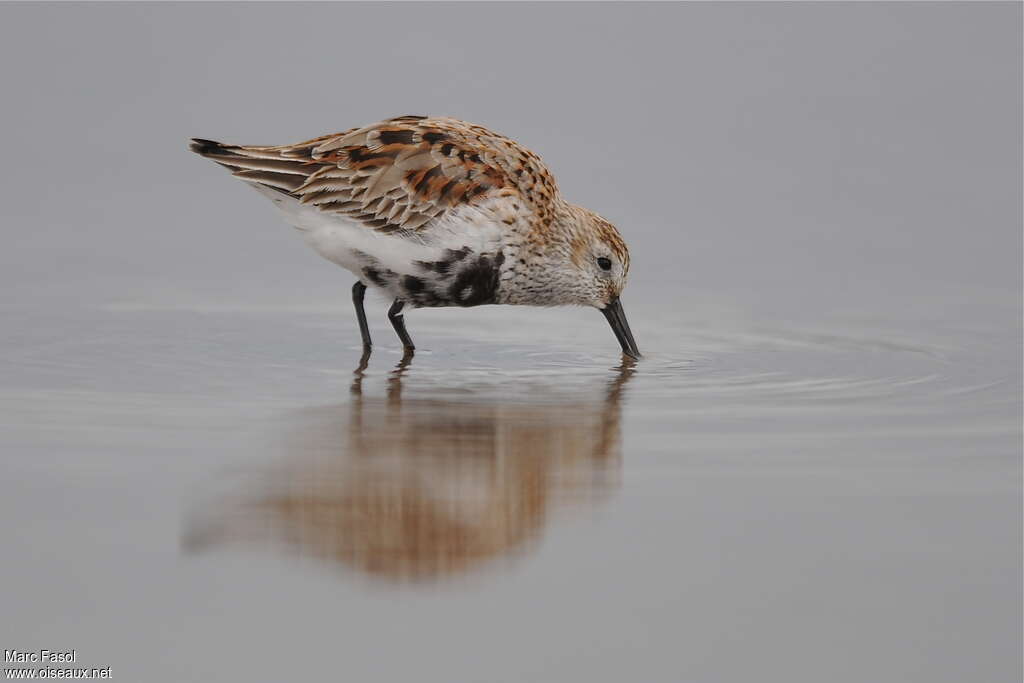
left=188, top=137, right=326, bottom=195
left=188, top=137, right=237, bottom=159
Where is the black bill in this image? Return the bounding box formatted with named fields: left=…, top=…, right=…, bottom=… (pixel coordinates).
left=601, top=297, right=641, bottom=359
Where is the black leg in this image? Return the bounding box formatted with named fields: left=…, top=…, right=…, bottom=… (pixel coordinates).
left=387, top=299, right=415, bottom=351
left=352, top=281, right=372, bottom=349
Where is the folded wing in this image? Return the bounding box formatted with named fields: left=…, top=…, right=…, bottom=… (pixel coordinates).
left=190, top=115, right=560, bottom=237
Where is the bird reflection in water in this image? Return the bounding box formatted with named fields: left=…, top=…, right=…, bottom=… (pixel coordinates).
left=186, top=352, right=635, bottom=582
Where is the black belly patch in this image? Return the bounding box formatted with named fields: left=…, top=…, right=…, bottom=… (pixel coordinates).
left=448, top=252, right=504, bottom=307
left=414, top=247, right=471, bottom=276
left=362, top=266, right=394, bottom=288
left=401, top=250, right=503, bottom=308
left=402, top=275, right=425, bottom=293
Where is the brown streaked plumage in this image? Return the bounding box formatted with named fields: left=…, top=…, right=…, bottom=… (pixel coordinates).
left=190, top=115, right=639, bottom=357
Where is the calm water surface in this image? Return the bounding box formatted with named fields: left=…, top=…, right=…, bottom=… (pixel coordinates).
left=1, top=292, right=1019, bottom=682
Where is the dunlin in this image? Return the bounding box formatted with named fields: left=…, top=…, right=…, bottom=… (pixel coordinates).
left=190, top=115, right=639, bottom=358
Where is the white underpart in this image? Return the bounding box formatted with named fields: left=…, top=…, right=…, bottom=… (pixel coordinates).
left=248, top=184, right=508, bottom=298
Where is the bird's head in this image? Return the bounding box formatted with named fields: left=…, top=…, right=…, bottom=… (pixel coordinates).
left=536, top=205, right=640, bottom=358
left=566, top=207, right=631, bottom=307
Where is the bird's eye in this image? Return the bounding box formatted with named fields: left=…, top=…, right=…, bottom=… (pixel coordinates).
left=597, top=257, right=612, bottom=271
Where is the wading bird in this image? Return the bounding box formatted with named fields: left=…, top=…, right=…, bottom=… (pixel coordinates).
left=190, top=115, right=639, bottom=358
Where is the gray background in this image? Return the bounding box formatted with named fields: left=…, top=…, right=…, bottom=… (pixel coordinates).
left=1, top=2, right=1019, bottom=315
left=1, top=3, right=1020, bottom=683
